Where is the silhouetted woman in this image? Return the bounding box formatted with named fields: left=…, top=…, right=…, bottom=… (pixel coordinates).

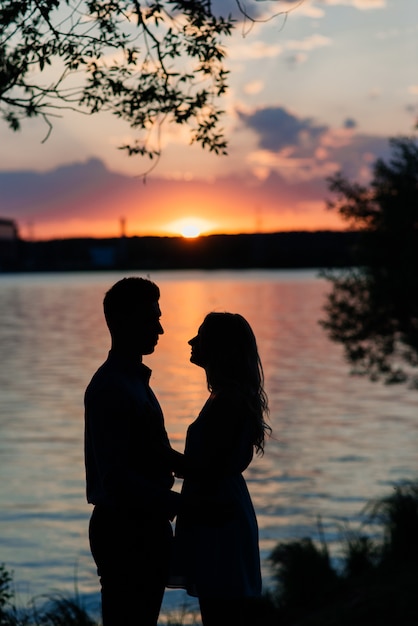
left=170, top=312, right=270, bottom=626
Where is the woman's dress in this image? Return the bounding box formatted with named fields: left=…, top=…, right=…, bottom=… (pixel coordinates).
left=169, top=388, right=262, bottom=599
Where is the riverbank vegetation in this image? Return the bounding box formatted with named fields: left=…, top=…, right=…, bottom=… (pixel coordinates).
left=1, top=482, right=417, bottom=626
left=268, top=481, right=418, bottom=625
left=321, top=137, right=418, bottom=389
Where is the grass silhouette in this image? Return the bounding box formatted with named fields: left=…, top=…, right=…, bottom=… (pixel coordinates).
left=268, top=482, right=418, bottom=625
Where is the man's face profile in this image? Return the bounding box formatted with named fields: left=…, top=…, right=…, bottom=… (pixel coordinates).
left=128, top=300, right=164, bottom=355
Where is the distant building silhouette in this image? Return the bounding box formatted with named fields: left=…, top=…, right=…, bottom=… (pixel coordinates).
left=0, top=217, right=20, bottom=270
left=0, top=217, right=18, bottom=241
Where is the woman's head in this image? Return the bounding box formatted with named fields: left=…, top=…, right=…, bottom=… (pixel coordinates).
left=188, top=312, right=270, bottom=453
left=189, top=312, right=259, bottom=385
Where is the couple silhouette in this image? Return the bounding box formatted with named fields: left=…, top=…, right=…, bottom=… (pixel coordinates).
left=84, top=277, right=270, bottom=626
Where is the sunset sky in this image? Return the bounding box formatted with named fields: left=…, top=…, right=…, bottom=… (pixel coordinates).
left=0, top=0, right=417, bottom=240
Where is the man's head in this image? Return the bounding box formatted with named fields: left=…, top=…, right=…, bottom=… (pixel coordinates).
left=103, top=277, right=163, bottom=356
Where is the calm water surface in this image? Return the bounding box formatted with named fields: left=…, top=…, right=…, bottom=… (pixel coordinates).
left=0, top=270, right=417, bottom=617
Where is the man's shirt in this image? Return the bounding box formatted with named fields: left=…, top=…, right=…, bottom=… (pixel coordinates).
left=84, top=350, right=180, bottom=519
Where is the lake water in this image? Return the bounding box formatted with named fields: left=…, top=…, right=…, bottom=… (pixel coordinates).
left=0, top=269, right=417, bottom=619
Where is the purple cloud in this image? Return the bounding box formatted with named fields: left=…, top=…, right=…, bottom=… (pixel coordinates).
left=238, top=106, right=328, bottom=152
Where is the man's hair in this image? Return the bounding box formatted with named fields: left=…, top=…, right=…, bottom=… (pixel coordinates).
left=103, top=277, right=160, bottom=333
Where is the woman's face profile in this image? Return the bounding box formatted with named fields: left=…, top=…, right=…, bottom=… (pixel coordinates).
left=188, top=324, right=208, bottom=368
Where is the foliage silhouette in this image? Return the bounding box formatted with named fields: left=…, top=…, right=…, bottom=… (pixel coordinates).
left=268, top=481, right=418, bottom=625
left=0, top=564, right=14, bottom=626
left=0, top=1, right=298, bottom=163
left=320, top=137, right=418, bottom=388
left=340, top=531, right=378, bottom=579
left=0, top=565, right=12, bottom=610
left=0, top=0, right=234, bottom=160
left=368, top=482, right=418, bottom=564
left=269, top=536, right=339, bottom=612
left=31, top=596, right=96, bottom=626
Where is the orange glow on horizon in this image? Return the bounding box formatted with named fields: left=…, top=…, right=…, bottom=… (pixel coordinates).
left=19, top=193, right=348, bottom=241
left=23, top=215, right=347, bottom=241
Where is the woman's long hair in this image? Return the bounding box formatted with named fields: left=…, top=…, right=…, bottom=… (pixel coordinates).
left=200, top=312, right=271, bottom=455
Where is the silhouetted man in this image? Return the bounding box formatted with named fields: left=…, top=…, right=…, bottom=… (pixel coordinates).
left=84, top=277, right=182, bottom=626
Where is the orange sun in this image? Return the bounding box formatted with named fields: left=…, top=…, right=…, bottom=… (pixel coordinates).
left=167, top=217, right=214, bottom=238
left=181, top=223, right=201, bottom=238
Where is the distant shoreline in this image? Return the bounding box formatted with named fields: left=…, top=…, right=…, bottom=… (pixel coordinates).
left=1, top=230, right=361, bottom=272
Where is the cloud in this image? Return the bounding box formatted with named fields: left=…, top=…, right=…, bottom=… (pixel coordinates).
left=285, top=33, right=332, bottom=51
left=283, top=33, right=332, bottom=66
left=228, top=40, right=283, bottom=60
left=285, top=52, right=309, bottom=67
left=368, top=87, right=382, bottom=100
left=320, top=0, right=385, bottom=8
left=247, top=149, right=339, bottom=182
left=238, top=106, right=328, bottom=153
left=0, top=102, right=394, bottom=239
left=343, top=118, right=357, bottom=129
left=243, top=80, right=265, bottom=95
left=229, top=33, right=332, bottom=63
left=375, top=28, right=400, bottom=40
left=0, top=159, right=127, bottom=221
left=239, top=104, right=391, bottom=182
left=0, top=157, right=338, bottom=237
left=214, top=0, right=386, bottom=19
left=405, top=103, right=418, bottom=119
left=0, top=124, right=393, bottom=239
left=211, top=0, right=307, bottom=21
